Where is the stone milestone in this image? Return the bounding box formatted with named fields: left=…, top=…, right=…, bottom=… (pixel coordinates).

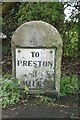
left=11, top=21, right=63, bottom=94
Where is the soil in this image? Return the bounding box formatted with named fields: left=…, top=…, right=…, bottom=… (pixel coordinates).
left=61, top=56, right=80, bottom=77
left=2, top=94, right=80, bottom=119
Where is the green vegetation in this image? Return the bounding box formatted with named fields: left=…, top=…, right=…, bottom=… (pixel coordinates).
left=60, top=75, right=79, bottom=96
left=2, top=2, right=79, bottom=57
left=17, top=2, right=64, bottom=33
left=63, top=21, right=78, bottom=57
left=33, top=95, right=55, bottom=105
left=2, top=3, right=64, bottom=55
left=0, top=76, right=20, bottom=108
left=0, top=74, right=79, bottom=108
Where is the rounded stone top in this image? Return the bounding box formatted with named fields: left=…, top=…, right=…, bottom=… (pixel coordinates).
left=12, top=21, right=62, bottom=47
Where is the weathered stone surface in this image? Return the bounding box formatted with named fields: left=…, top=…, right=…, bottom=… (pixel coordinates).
left=12, top=21, right=62, bottom=47
left=11, top=21, right=63, bottom=94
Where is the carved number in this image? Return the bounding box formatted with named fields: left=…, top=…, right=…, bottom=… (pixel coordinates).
left=33, top=70, right=37, bottom=77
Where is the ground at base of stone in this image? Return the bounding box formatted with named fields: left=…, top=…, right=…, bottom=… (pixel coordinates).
left=2, top=94, right=80, bottom=119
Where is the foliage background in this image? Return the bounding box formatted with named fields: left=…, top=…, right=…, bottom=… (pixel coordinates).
left=2, top=2, right=79, bottom=57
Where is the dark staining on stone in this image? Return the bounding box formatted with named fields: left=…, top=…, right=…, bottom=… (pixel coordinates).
left=29, top=81, right=31, bottom=87
left=18, top=50, right=21, bottom=53
left=50, top=51, right=53, bottom=53
left=30, top=25, right=34, bottom=27
left=30, top=41, right=33, bottom=43
left=33, top=37, right=35, bottom=40
left=23, top=74, right=27, bottom=77
left=41, top=74, right=43, bottom=76
left=33, top=81, right=35, bottom=87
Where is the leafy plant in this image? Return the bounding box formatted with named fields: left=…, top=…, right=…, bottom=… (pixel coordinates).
left=17, top=2, right=64, bottom=34
left=63, top=29, right=78, bottom=57
left=35, top=95, right=55, bottom=105
left=60, top=75, right=79, bottom=96
left=0, top=77, right=20, bottom=108
left=24, top=85, right=29, bottom=95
